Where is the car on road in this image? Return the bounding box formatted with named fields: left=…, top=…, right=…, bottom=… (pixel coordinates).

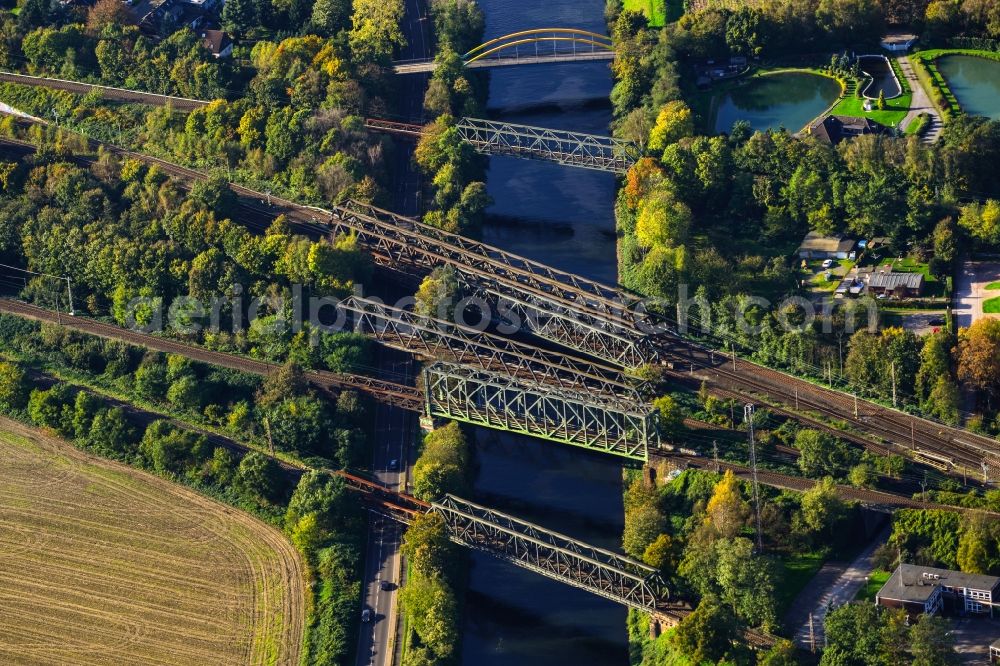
left=821, top=259, right=834, bottom=269
left=929, top=317, right=945, bottom=326
left=380, top=581, right=392, bottom=591
left=361, top=609, right=372, bottom=622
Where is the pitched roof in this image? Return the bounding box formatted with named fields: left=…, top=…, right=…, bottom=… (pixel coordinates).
left=878, top=564, right=1000, bottom=604
left=797, top=231, right=856, bottom=254
left=200, top=29, right=231, bottom=55
left=868, top=271, right=923, bottom=291
left=810, top=115, right=888, bottom=145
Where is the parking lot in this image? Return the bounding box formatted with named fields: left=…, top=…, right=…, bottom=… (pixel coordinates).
left=954, top=262, right=1000, bottom=329
left=949, top=616, right=1000, bottom=665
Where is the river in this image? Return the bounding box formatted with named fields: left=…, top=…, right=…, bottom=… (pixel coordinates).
left=459, top=1, right=629, bottom=664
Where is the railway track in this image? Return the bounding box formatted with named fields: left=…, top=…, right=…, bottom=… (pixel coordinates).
left=654, top=452, right=996, bottom=515
left=1, top=129, right=997, bottom=479
left=0, top=298, right=424, bottom=412
left=0, top=71, right=209, bottom=111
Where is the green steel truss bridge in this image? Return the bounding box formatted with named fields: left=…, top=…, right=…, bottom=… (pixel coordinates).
left=365, top=117, right=640, bottom=174
left=393, top=28, right=616, bottom=74
left=423, top=362, right=653, bottom=460
left=343, top=477, right=672, bottom=615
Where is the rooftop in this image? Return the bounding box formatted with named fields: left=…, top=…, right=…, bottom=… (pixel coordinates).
left=798, top=231, right=856, bottom=254
left=878, top=564, right=1000, bottom=604
left=868, top=271, right=923, bottom=290
left=810, top=115, right=889, bottom=146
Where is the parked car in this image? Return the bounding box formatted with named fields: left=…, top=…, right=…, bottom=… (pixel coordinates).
left=821, top=259, right=834, bottom=269
left=389, top=459, right=398, bottom=471
left=361, top=608, right=372, bottom=622
left=929, top=317, right=945, bottom=326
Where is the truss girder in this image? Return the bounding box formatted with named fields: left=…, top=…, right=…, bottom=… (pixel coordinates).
left=431, top=494, right=668, bottom=611
left=455, top=118, right=639, bottom=173
left=339, top=295, right=636, bottom=397
left=325, top=202, right=657, bottom=367
left=423, top=362, right=653, bottom=460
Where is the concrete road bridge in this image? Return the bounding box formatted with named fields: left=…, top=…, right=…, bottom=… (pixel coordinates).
left=365, top=117, right=640, bottom=173
left=392, top=28, right=616, bottom=74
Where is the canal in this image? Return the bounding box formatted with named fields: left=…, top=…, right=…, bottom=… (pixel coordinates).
left=460, top=1, right=629, bottom=664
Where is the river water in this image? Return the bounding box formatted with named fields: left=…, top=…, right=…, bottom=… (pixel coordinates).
left=459, top=1, right=628, bottom=664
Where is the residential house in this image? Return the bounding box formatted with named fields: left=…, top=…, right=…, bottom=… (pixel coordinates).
left=866, top=269, right=924, bottom=298
left=200, top=30, right=233, bottom=58
left=797, top=231, right=856, bottom=260
left=880, top=32, right=919, bottom=53
left=990, top=638, right=1000, bottom=664
left=876, top=564, right=1000, bottom=619
left=809, top=115, right=889, bottom=146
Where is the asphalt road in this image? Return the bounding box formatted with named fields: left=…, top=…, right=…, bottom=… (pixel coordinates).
left=355, top=352, right=415, bottom=666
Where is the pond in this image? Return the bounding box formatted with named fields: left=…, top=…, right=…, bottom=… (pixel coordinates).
left=711, top=72, right=842, bottom=134
left=858, top=55, right=901, bottom=99
left=937, top=54, right=1000, bottom=120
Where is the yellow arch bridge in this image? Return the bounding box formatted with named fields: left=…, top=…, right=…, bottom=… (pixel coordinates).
left=393, top=28, right=615, bottom=74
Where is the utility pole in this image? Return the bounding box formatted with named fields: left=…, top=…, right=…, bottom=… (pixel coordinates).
left=920, top=471, right=928, bottom=500
left=911, top=421, right=915, bottom=450
left=854, top=394, right=859, bottom=419
left=264, top=417, right=274, bottom=456
left=744, top=404, right=763, bottom=553
left=64, top=276, right=74, bottom=316
left=713, top=440, right=720, bottom=473
left=731, top=341, right=737, bottom=371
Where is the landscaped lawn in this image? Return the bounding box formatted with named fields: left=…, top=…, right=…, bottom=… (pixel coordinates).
left=984, top=296, right=1000, bottom=313
left=855, top=569, right=891, bottom=602
left=777, top=552, right=826, bottom=614
left=986, top=281, right=1000, bottom=290
left=623, top=0, right=677, bottom=26
left=830, top=92, right=912, bottom=129
left=885, top=256, right=945, bottom=298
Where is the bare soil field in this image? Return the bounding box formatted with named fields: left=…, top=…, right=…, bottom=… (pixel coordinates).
left=0, top=416, right=305, bottom=666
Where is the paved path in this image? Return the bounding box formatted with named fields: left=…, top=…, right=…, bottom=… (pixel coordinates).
left=787, top=526, right=890, bottom=652
left=897, top=56, right=942, bottom=144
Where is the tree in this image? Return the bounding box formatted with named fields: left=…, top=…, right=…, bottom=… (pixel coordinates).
left=0, top=361, right=29, bottom=411
left=957, top=319, right=1000, bottom=396
left=704, top=470, right=749, bottom=539
left=642, top=533, right=674, bottom=572
left=222, top=0, right=256, bottom=36
left=647, top=100, right=694, bottom=152
left=794, top=429, right=858, bottom=478
left=910, top=615, right=959, bottom=666
left=140, top=421, right=211, bottom=475
left=652, top=394, right=683, bottom=434
left=87, top=407, right=135, bottom=455
left=414, top=266, right=459, bottom=319
left=398, top=573, right=458, bottom=660
left=349, top=0, right=406, bottom=61
left=714, top=537, right=779, bottom=629
left=759, top=640, right=799, bottom=666
left=412, top=422, right=469, bottom=501
left=670, top=596, right=738, bottom=664
left=635, top=188, right=692, bottom=249
left=235, top=451, right=285, bottom=504
left=798, top=477, right=849, bottom=539
left=958, top=199, right=1000, bottom=245
left=623, top=503, right=667, bottom=559
left=877, top=89, right=887, bottom=111
left=310, top=0, right=350, bottom=35
left=87, top=0, right=135, bottom=35
left=134, top=355, right=167, bottom=401
left=285, top=470, right=351, bottom=533
left=401, top=512, right=453, bottom=577
left=821, top=602, right=883, bottom=665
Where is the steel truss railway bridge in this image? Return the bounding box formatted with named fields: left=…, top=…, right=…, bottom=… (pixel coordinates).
left=2, top=129, right=999, bottom=479
left=365, top=117, right=640, bottom=174
left=340, top=472, right=674, bottom=618
left=392, top=28, right=616, bottom=74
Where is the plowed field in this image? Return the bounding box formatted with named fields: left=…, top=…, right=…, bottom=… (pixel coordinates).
left=0, top=417, right=304, bottom=665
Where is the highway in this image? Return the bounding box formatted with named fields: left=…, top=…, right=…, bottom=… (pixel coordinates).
left=356, top=351, right=415, bottom=666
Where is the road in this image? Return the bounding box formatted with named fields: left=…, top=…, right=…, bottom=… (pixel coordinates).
left=788, top=526, right=890, bottom=651
left=897, top=56, right=942, bottom=144
left=355, top=350, right=415, bottom=666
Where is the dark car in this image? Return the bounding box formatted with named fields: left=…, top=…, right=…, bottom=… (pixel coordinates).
left=380, top=580, right=392, bottom=591
left=928, top=317, right=945, bottom=326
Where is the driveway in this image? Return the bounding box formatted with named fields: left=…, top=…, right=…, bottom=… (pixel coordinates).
left=898, top=55, right=943, bottom=144
left=787, top=526, right=891, bottom=652
left=953, top=261, right=1000, bottom=329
